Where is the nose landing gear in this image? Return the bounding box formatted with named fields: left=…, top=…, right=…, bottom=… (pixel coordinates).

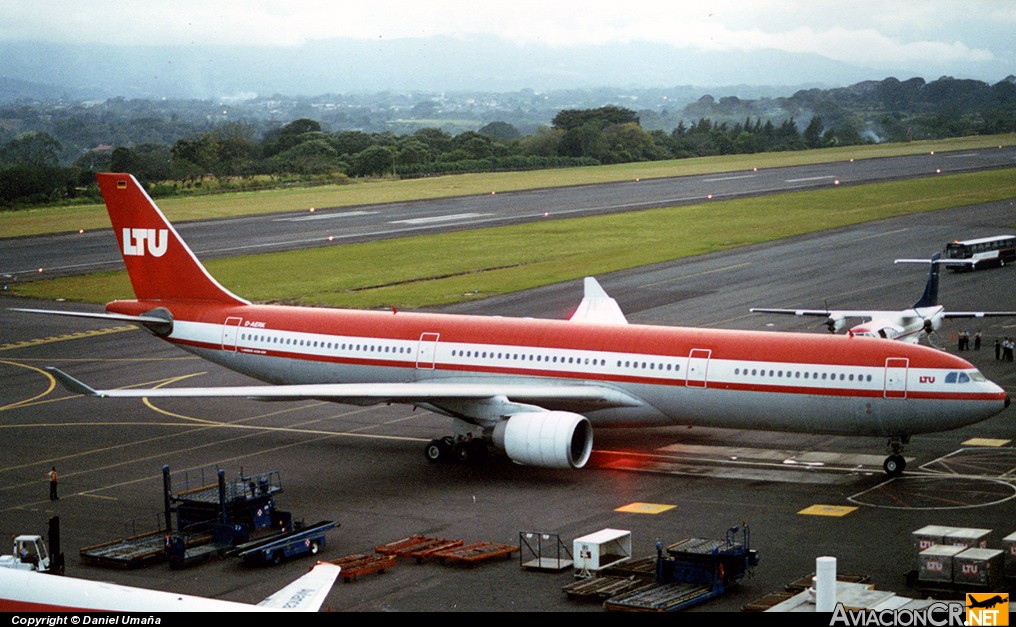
left=883, top=436, right=909, bottom=477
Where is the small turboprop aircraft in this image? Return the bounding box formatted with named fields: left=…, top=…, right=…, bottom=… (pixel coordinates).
left=12, top=174, right=1010, bottom=477
left=750, top=253, right=1016, bottom=344
left=0, top=561, right=341, bottom=612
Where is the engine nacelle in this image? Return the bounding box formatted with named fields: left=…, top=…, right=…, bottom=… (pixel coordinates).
left=491, top=411, right=593, bottom=469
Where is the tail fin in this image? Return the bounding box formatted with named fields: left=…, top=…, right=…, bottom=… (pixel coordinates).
left=96, top=173, right=248, bottom=305
left=912, top=252, right=941, bottom=308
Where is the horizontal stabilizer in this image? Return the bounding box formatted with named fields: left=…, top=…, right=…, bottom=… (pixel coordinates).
left=10, top=307, right=172, bottom=334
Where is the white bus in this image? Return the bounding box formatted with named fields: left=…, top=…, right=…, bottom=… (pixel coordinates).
left=943, top=234, right=1016, bottom=271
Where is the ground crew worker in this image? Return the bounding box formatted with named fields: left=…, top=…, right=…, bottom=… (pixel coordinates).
left=48, top=466, right=58, bottom=500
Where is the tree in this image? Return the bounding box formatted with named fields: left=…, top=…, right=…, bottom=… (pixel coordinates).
left=477, top=121, right=520, bottom=141
left=552, top=106, right=638, bottom=131
left=803, top=116, right=824, bottom=148
left=349, top=145, right=396, bottom=177
left=268, top=140, right=339, bottom=175
left=262, top=119, right=322, bottom=157
left=0, top=132, right=62, bottom=168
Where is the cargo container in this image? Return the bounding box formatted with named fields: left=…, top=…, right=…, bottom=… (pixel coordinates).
left=953, top=548, right=1005, bottom=590
left=944, top=527, right=991, bottom=550
left=1002, top=531, right=1016, bottom=579
left=918, top=545, right=964, bottom=584
left=912, top=526, right=960, bottom=571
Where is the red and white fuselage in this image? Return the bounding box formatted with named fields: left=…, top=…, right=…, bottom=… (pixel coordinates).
left=19, top=174, right=1011, bottom=474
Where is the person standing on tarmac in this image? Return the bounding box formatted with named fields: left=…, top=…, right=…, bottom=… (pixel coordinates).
left=48, top=466, right=58, bottom=500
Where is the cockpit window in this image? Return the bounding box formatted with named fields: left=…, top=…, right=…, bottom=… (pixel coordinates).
left=945, top=371, right=979, bottom=383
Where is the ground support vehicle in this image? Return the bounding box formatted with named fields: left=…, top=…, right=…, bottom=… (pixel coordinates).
left=229, top=520, right=336, bottom=566
left=79, top=465, right=294, bottom=569
left=597, top=524, right=759, bottom=612
left=1, top=517, right=64, bottom=575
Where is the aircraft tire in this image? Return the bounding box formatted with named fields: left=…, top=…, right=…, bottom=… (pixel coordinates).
left=425, top=438, right=452, bottom=463
left=883, top=454, right=906, bottom=476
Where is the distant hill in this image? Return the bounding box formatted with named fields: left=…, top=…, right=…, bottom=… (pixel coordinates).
left=0, top=76, right=76, bottom=103
left=0, top=37, right=892, bottom=100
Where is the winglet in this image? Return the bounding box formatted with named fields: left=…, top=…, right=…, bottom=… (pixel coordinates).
left=569, top=277, right=628, bottom=325
left=46, top=367, right=100, bottom=397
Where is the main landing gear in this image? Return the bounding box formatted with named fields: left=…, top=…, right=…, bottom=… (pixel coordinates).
left=883, top=436, right=909, bottom=477
left=424, top=436, right=489, bottom=465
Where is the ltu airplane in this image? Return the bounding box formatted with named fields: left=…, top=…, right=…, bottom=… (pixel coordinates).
left=13, top=174, right=1010, bottom=477
left=750, top=253, right=1016, bottom=344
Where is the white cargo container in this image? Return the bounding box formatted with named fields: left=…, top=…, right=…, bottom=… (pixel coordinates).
left=944, top=527, right=991, bottom=549
left=1003, top=531, right=1016, bottom=578
left=918, top=544, right=965, bottom=584
left=911, top=526, right=960, bottom=571
left=572, top=528, right=631, bottom=575
left=954, top=547, right=1005, bottom=589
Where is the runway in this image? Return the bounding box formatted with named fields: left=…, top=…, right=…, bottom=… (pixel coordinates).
left=2, top=145, right=1015, bottom=282
left=0, top=178, right=1014, bottom=611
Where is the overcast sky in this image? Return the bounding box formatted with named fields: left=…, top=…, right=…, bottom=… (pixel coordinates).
left=2, top=1, right=1013, bottom=96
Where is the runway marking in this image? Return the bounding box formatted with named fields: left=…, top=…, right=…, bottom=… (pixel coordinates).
left=597, top=452, right=871, bottom=484
left=639, top=262, right=751, bottom=289
left=390, top=212, right=491, bottom=225
left=848, top=476, right=1016, bottom=511
left=798, top=504, right=857, bottom=517
left=654, top=443, right=888, bottom=469
left=832, top=227, right=910, bottom=245
left=961, top=438, right=1010, bottom=447
left=277, top=210, right=378, bottom=221
left=615, top=502, right=676, bottom=514
left=786, top=175, right=836, bottom=183
left=0, top=326, right=135, bottom=351
left=0, top=400, right=429, bottom=510
left=704, top=174, right=758, bottom=182
left=0, top=360, right=56, bottom=410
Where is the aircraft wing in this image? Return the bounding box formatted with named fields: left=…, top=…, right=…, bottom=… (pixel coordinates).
left=47, top=367, right=644, bottom=410
left=257, top=562, right=341, bottom=611
left=749, top=307, right=889, bottom=320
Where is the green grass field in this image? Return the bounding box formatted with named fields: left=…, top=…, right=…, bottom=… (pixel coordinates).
left=12, top=167, right=1016, bottom=309
left=2, top=133, right=1014, bottom=239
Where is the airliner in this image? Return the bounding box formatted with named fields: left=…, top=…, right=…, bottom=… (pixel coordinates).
left=750, top=253, right=1016, bottom=344
left=13, top=174, right=1010, bottom=478
left=0, top=561, right=341, bottom=612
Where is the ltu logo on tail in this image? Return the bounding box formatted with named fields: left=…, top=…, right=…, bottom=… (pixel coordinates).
left=123, top=228, right=168, bottom=257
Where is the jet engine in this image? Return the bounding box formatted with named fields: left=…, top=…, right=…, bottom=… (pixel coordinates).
left=492, top=411, right=593, bottom=469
